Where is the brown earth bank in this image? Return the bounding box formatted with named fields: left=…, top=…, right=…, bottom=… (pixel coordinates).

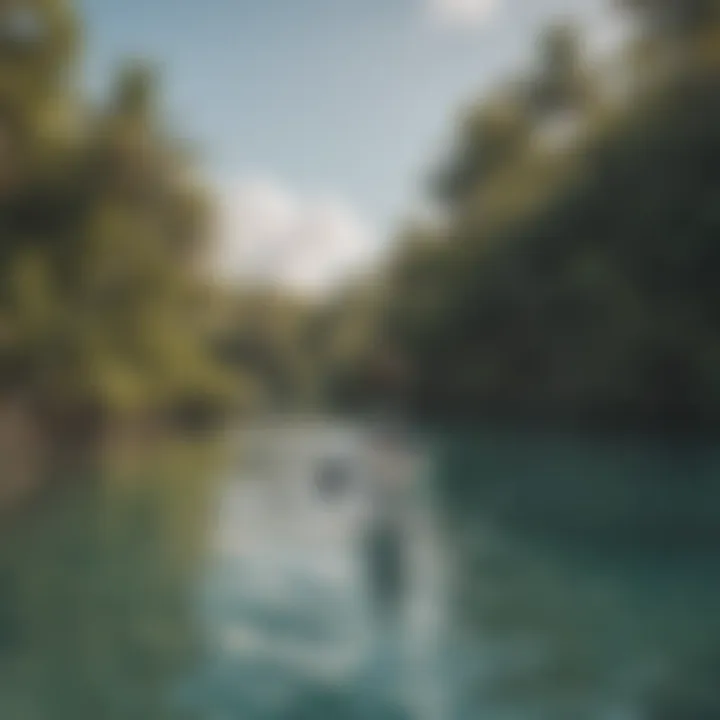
left=0, top=397, right=229, bottom=515
left=0, top=399, right=45, bottom=514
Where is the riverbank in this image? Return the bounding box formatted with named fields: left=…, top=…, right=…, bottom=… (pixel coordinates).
left=0, top=396, right=230, bottom=517
left=0, top=400, right=45, bottom=515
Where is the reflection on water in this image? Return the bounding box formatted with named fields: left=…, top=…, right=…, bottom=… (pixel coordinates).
left=0, top=441, right=219, bottom=719
left=179, top=423, right=448, bottom=720
left=0, top=422, right=718, bottom=719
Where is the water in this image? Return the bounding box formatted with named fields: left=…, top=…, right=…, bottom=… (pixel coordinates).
left=0, top=422, right=718, bottom=719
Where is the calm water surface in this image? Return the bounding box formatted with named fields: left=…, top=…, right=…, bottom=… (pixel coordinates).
left=0, top=422, right=718, bottom=720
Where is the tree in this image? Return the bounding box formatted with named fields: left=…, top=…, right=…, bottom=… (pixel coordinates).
left=0, top=0, right=240, bottom=430
left=435, top=94, right=531, bottom=206
left=352, top=2, right=720, bottom=429
left=618, top=0, right=720, bottom=36
left=527, top=23, right=595, bottom=118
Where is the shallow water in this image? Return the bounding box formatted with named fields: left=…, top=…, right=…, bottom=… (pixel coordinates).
left=0, top=422, right=718, bottom=719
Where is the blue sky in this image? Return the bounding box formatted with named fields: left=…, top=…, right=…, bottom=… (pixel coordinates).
left=78, top=0, right=617, bottom=291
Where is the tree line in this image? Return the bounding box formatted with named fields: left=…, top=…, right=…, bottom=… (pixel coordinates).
left=2, top=0, right=720, bottom=435
left=333, top=0, right=720, bottom=431
left=0, top=0, right=290, bottom=435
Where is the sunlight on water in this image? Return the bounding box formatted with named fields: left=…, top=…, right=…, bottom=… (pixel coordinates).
left=178, top=422, right=450, bottom=720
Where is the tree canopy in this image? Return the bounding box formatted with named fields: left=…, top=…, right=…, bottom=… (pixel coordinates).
left=340, top=1, right=720, bottom=431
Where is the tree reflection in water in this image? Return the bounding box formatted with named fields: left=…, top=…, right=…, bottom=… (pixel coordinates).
left=0, top=440, right=220, bottom=720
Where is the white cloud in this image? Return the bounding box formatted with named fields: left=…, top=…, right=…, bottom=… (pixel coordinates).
left=215, top=179, right=378, bottom=296
left=428, top=0, right=499, bottom=27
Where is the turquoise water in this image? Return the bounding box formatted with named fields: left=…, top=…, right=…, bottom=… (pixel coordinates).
left=0, top=424, right=718, bottom=719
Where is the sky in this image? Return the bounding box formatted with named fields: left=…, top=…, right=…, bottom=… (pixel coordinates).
left=78, top=0, right=621, bottom=293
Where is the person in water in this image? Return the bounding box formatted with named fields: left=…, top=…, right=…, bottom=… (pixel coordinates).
left=364, top=431, right=413, bottom=617
left=312, top=428, right=412, bottom=616
left=366, top=512, right=406, bottom=615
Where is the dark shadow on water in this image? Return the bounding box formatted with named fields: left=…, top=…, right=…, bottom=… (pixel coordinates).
left=285, top=688, right=412, bottom=720
left=436, top=428, right=720, bottom=547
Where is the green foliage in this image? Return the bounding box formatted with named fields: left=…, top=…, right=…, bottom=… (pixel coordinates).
left=0, top=0, right=242, bottom=427
left=358, top=7, right=720, bottom=429
left=212, top=289, right=321, bottom=412
left=620, top=0, right=720, bottom=37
